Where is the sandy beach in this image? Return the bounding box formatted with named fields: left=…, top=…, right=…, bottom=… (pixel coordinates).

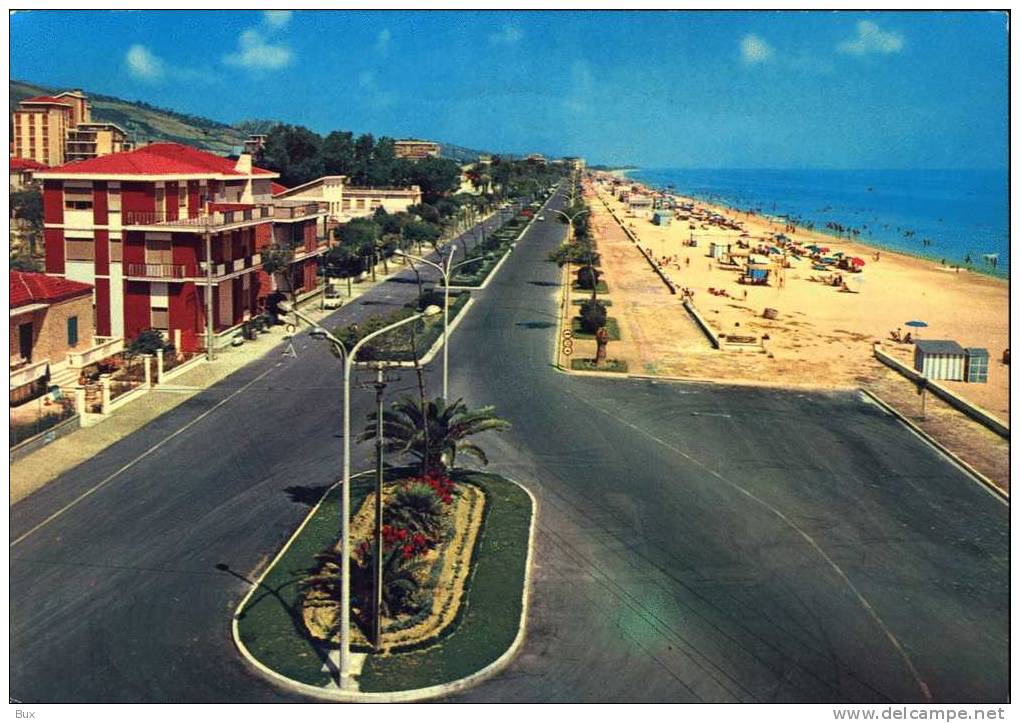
left=580, top=172, right=1010, bottom=421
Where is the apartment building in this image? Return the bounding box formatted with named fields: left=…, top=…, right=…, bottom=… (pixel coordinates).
left=65, top=122, right=134, bottom=163
left=272, top=175, right=422, bottom=221
left=11, top=94, right=78, bottom=167
left=11, top=89, right=132, bottom=167
left=394, top=139, right=440, bottom=160
left=35, top=143, right=327, bottom=353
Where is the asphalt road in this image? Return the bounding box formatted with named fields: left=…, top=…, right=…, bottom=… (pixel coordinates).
left=9, top=186, right=1009, bottom=703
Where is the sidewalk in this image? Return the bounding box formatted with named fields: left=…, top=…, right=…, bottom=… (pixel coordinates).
left=9, top=258, right=424, bottom=507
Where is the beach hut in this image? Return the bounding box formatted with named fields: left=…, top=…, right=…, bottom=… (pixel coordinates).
left=913, top=340, right=966, bottom=381
left=652, top=210, right=673, bottom=226
left=964, top=348, right=989, bottom=383
left=709, top=242, right=730, bottom=259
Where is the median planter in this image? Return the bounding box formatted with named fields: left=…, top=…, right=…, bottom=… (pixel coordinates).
left=232, top=468, right=535, bottom=701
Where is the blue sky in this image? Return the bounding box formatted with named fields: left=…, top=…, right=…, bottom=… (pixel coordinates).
left=9, top=10, right=1008, bottom=169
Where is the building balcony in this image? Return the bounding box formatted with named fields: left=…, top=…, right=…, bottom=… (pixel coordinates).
left=66, top=337, right=125, bottom=369
left=10, top=357, right=50, bottom=389
left=126, top=263, right=194, bottom=279
left=272, top=200, right=328, bottom=222
left=122, top=205, right=274, bottom=231
left=125, top=254, right=263, bottom=282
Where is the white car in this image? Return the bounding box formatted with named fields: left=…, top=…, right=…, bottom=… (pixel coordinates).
left=537, top=215, right=546, bottom=221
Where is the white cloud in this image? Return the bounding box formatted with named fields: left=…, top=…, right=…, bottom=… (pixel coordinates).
left=489, top=24, right=523, bottom=45
left=358, top=70, right=396, bottom=108
left=740, top=34, right=773, bottom=65
left=563, top=59, right=594, bottom=114
left=375, top=28, right=392, bottom=56
left=125, top=44, right=164, bottom=81
left=837, top=20, right=904, bottom=55
left=224, top=29, right=293, bottom=70
left=263, top=10, right=292, bottom=29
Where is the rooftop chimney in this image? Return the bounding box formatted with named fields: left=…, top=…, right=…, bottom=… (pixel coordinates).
left=235, top=153, right=252, bottom=174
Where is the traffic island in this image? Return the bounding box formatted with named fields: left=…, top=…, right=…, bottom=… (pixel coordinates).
left=232, top=468, right=536, bottom=701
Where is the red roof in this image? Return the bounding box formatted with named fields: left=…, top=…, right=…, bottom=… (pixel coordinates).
left=21, top=95, right=72, bottom=106
left=271, top=182, right=288, bottom=196
left=38, top=143, right=277, bottom=178
left=10, top=271, right=93, bottom=309
left=10, top=157, right=46, bottom=171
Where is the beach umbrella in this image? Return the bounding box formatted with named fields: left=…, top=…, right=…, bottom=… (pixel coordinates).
left=905, top=320, right=928, bottom=328
left=851, top=257, right=865, bottom=267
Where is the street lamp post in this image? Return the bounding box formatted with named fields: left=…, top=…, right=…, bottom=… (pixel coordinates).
left=279, top=301, right=440, bottom=689
left=394, top=247, right=487, bottom=400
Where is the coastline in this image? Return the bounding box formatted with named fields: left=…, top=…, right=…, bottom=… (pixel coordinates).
left=585, top=172, right=1010, bottom=421
left=622, top=169, right=1008, bottom=281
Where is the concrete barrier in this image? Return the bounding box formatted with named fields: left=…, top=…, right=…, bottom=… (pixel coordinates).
left=9, top=413, right=81, bottom=462
left=873, top=345, right=1009, bottom=439
left=683, top=300, right=721, bottom=349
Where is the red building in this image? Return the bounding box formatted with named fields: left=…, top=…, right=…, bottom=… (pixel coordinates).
left=35, top=143, right=327, bottom=353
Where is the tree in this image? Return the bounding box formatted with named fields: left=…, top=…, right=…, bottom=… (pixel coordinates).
left=322, top=242, right=362, bottom=296
left=322, top=130, right=355, bottom=176
left=260, top=124, right=324, bottom=187
left=260, top=243, right=296, bottom=296
left=337, top=218, right=381, bottom=281
left=402, top=220, right=441, bottom=255
left=360, top=396, right=511, bottom=475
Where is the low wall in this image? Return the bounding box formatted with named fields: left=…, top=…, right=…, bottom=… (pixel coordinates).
left=682, top=300, right=721, bottom=349
left=9, top=413, right=81, bottom=462
left=873, top=345, right=1009, bottom=439
left=602, top=197, right=677, bottom=295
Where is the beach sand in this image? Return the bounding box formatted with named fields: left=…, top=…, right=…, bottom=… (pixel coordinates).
left=580, top=174, right=1010, bottom=422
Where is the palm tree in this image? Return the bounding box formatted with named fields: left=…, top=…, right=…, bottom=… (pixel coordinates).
left=359, top=396, right=511, bottom=475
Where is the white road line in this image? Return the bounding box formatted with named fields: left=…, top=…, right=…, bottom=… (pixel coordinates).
left=10, top=365, right=277, bottom=548
left=563, top=384, right=934, bottom=703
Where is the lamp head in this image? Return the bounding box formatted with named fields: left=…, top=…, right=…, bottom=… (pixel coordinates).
left=309, top=326, right=329, bottom=340
left=423, top=305, right=442, bottom=317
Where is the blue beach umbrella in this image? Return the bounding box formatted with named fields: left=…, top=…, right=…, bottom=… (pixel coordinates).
left=905, top=320, right=928, bottom=328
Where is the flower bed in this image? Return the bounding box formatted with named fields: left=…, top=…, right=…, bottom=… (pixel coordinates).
left=233, top=468, right=534, bottom=694
left=301, top=475, right=486, bottom=653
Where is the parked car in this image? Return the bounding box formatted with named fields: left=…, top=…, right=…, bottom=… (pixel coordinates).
left=323, top=285, right=344, bottom=309
left=537, top=215, right=546, bottom=221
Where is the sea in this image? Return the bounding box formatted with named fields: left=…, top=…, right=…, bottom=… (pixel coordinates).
left=625, top=168, right=1009, bottom=278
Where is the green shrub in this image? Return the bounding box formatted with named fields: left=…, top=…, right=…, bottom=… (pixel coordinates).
left=579, top=299, right=607, bottom=333
left=385, top=483, right=447, bottom=541
left=576, top=266, right=601, bottom=290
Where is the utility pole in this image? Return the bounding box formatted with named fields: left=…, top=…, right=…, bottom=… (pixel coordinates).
left=204, top=230, right=214, bottom=362
left=372, top=364, right=386, bottom=648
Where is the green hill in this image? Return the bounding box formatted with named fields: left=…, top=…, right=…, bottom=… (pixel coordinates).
left=11, top=80, right=248, bottom=155
left=11, top=79, right=504, bottom=163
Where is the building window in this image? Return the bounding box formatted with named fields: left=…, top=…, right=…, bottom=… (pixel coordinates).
left=67, top=316, right=79, bottom=347
left=108, top=187, right=121, bottom=212
left=64, top=187, right=94, bottom=211
left=144, top=239, right=173, bottom=265
left=109, top=237, right=123, bottom=262
left=151, top=307, right=169, bottom=331
left=179, top=186, right=188, bottom=215
left=65, top=238, right=96, bottom=261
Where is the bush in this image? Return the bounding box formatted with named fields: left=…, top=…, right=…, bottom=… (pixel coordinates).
left=128, top=328, right=169, bottom=356
left=576, top=266, right=601, bottom=290
left=385, top=482, right=449, bottom=542
left=579, top=300, right=607, bottom=333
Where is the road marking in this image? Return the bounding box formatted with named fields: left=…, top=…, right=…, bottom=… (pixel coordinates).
left=10, top=365, right=278, bottom=548
left=563, top=384, right=934, bottom=703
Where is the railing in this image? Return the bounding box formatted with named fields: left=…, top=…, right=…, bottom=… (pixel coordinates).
left=123, top=206, right=273, bottom=229
left=126, top=263, right=192, bottom=279
left=273, top=202, right=327, bottom=220
left=67, top=337, right=124, bottom=369
left=9, top=358, right=50, bottom=388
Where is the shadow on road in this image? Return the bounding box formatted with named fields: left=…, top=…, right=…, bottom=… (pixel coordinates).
left=284, top=484, right=331, bottom=507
